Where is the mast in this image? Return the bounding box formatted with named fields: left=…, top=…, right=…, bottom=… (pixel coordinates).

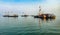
left=39, top=6, right=41, bottom=13
left=38, top=6, right=42, bottom=15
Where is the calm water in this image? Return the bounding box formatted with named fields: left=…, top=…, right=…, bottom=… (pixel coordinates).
left=0, top=16, right=60, bottom=35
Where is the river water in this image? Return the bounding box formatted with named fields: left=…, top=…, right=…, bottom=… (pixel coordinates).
left=0, top=15, right=60, bottom=35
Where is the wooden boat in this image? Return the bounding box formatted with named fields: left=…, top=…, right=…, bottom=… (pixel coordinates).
left=34, top=6, right=56, bottom=19
left=21, top=15, right=28, bottom=17
left=34, top=14, right=56, bottom=19
left=3, top=11, right=18, bottom=17
left=3, top=14, right=18, bottom=17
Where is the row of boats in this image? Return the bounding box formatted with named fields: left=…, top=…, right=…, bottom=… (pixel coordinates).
left=3, top=6, right=56, bottom=19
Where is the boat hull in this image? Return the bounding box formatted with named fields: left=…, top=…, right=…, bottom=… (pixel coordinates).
left=34, top=15, right=55, bottom=19
left=21, top=15, right=28, bottom=17
left=3, top=16, right=18, bottom=17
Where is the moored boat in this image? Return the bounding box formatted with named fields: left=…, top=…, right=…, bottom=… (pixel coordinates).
left=34, top=6, right=56, bottom=19
left=3, top=14, right=18, bottom=17
left=34, top=14, right=56, bottom=19
left=21, top=15, right=28, bottom=17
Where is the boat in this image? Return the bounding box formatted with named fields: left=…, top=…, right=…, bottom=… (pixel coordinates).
left=21, top=15, right=28, bottom=17
left=34, top=6, right=56, bottom=19
left=21, top=12, right=29, bottom=17
left=3, top=14, right=18, bottom=17
left=34, top=14, right=56, bottom=19
left=3, top=11, right=18, bottom=17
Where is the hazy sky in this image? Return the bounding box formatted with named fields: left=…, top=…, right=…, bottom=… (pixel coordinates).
left=0, top=0, right=60, bottom=15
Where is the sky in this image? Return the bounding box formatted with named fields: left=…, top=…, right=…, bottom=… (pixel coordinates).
left=0, top=0, right=60, bottom=15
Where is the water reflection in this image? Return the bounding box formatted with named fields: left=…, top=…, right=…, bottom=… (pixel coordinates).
left=0, top=17, right=59, bottom=35
left=35, top=18, right=56, bottom=33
